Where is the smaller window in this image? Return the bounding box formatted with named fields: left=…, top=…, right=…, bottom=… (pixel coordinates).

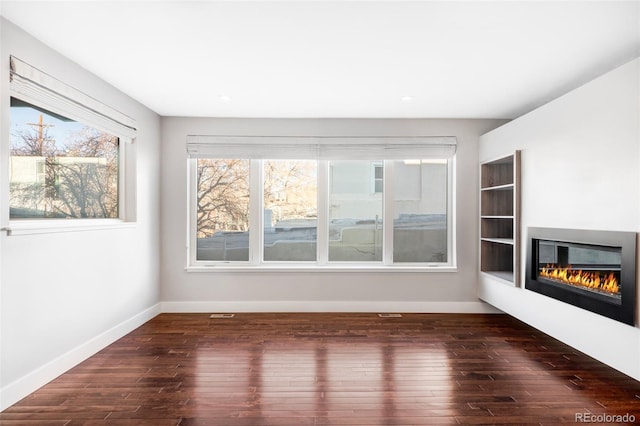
left=7, top=56, right=137, bottom=230
left=9, top=98, right=120, bottom=219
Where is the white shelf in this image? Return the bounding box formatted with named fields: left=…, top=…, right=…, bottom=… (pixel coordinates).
left=481, top=183, right=515, bottom=191
left=481, top=237, right=514, bottom=245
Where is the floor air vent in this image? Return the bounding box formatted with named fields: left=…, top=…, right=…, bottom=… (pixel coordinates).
left=378, top=313, right=403, bottom=318
left=210, top=313, right=235, bottom=318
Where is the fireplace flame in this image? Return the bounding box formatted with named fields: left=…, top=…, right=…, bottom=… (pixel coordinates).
left=539, top=265, right=619, bottom=295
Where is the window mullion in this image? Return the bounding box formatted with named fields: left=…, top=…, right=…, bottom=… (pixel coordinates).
left=447, top=158, right=456, bottom=267
left=383, top=160, right=394, bottom=265
left=188, top=158, right=198, bottom=266
left=118, top=138, right=126, bottom=221
left=249, top=159, right=263, bottom=265
left=316, top=160, right=329, bottom=265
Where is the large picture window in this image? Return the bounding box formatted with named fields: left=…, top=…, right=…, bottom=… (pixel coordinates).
left=187, top=136, right=456, bottom=269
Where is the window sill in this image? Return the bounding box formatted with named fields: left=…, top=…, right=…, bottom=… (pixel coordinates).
left=185, top=264, right=457, bottom=273
left=2, top=219, right=136, bottom=236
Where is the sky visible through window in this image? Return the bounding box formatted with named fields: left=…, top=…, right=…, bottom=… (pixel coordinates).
left=10, top=104, right=85, bottom=148
left=10, top=99, right=120, bottom=219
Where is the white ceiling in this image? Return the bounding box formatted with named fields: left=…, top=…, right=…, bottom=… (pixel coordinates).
left=1, top=0, right=639, bottom=119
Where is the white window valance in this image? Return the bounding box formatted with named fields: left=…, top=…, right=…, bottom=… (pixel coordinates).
left=9, top=56, right=137, bottom=139
left=186, top=135, right=457, bottom=160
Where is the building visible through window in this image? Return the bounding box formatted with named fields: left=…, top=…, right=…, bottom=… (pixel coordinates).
left=263, top=160, right=318, bottom=262
left=329, top=160, right=383, bottom=262
left=191, top=156, right=451, bottom=267
left=9, top=98, right=120, bottom=219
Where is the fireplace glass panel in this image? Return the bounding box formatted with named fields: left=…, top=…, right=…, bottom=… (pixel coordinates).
left=536, top=240, right=622, bottom=302
left=527, top=227, right=635, bottom=325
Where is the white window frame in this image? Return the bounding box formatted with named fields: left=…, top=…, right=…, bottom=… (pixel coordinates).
left=3, top=57, right=136, bottom=236
left=186, top=136, right=457, bottom=272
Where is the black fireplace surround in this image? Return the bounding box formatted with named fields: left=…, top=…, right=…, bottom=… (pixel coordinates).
left=526, top=227, right=636, bottom=326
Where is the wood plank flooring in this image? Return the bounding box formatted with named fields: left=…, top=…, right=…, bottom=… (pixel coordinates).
left=2, top=313, right=640, bottom=425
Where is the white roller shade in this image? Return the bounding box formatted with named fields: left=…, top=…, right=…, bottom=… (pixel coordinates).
left=186, top=135, right=457, bottom=159
left=9, top=56, right=137, bottom=140
left=186, top=136, right=319, bottom=159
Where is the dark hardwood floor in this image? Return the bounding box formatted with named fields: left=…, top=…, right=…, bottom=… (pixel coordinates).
left=2, top=313, right=640, bottom=425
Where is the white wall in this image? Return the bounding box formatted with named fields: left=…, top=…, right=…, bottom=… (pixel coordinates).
left=479, top=58, right=640, bottom=380
left=0, top=18, right=162, bottom=409
left=160, top=117, right=505, bottom=312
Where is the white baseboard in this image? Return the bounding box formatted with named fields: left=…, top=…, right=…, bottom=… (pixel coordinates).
left=161, top=300, right=502, bottom=314
left=0, top=303, right=162, bottom=411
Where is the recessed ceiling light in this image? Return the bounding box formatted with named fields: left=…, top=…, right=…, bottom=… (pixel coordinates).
left=401, top=96, right=414, bottom=102
left=219, top=95, right=231, bottom=102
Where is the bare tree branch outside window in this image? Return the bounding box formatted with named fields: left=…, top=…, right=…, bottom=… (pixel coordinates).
left=196, top=159, right=250, bottom=238
left=9, top=100, right=119, bottom=219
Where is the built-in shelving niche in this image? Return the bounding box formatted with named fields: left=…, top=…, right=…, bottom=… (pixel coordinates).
left=480, top=151, right=521, bottom=285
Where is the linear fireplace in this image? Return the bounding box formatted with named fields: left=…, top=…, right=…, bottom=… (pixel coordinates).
left=526, top=227, right=636, bottom=326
